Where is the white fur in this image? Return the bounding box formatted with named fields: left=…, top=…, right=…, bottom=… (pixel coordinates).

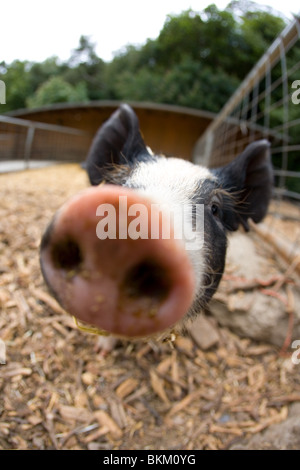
left=126, top=156, right=216, bottom=297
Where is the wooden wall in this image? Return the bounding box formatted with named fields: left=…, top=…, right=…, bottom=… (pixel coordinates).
left=10, top=101, right=215, bottom=161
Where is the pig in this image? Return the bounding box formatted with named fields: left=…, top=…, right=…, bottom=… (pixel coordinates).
left=40, top=104, right=273, bottom=351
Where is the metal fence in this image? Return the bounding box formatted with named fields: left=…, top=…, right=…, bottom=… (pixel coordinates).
left=193, top=16, right=300, bottom=201
left=0, top=114, right=92, bottom=167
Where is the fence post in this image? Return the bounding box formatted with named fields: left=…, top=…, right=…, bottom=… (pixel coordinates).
left=24, top=125, right=35, bottom=169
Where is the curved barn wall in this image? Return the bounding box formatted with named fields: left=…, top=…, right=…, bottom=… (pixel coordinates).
left=9, top=101, right=215, bottom=161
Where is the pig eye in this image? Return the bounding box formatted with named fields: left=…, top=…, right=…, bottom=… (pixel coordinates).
left=211, top=204, right=219, bottom=216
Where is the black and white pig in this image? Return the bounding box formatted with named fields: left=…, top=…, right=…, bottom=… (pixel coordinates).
left=40, top=104, right=273, bottom=346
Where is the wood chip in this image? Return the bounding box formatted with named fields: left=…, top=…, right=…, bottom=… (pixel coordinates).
left=149, top=368, right=170, bottom=405
left=59, top=405, right=93, bottom=423
left=247, top=407, right=288, bottom=433
left=0, top=366, right=32, bottom=378
left=188, top=314, right=220, bottom=350
left=31, top=288, right=68, bottom=316
left=166, top=389, right=204, bottom=418
left=94, top=410, right=122, bottom=439
left=116, top=378, right=139, bottom=399
left=171, top=352, right=181, bottom=399
left=247, top=364, right=265, bottom=391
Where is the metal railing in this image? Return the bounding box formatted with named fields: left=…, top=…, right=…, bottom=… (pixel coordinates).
left=194, top=16, right=300, bottom=200
left=0, top=114, right=92, bottom=167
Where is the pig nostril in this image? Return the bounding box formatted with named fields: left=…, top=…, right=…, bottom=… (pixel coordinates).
left=51, top=237, right=83, bottom=271
left=122, top=260, right=172, bottom=301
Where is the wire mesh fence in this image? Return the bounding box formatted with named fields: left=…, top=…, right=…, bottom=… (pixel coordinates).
left=0, top=115, right=92, bottom=168
left=194, top=16, right=300, bottom=201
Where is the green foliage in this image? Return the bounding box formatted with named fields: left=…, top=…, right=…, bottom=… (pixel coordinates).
left=1, top=6, right=287, bottom=114
left=63, top=36, right=107, bottom=100
left=240, top=10, right=286, bottom=58
left=26, top=76, right=88, bottom=108
left=105, top=4, right=285, bottom=109
left=0, top=60, right=32, bottom=112
left=112, top=57, right=239, bottom=112
left=28, top=57, right=64, bottom=92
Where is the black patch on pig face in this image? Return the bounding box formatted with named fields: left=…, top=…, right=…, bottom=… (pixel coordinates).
left=188, top=180, right=231, bottom=313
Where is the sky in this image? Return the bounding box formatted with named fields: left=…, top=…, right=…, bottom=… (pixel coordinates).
left=1, top=0, right=299, bottom=65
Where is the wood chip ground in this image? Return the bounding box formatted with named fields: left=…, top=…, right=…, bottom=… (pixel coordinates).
left=0, top=164, right=299, bottom=450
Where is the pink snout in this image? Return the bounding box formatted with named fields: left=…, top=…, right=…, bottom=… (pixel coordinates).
left=40, top=185, right=195, bottom=338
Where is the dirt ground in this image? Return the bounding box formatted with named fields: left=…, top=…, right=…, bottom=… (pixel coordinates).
left=0, top=164, right=299, bottom=450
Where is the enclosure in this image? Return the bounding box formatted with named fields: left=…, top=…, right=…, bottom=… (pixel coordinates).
left=0, top=13, right=300, bottom=451
left=1, top=102, right=215, bottom=165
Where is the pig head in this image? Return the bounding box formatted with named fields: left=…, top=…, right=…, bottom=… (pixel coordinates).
left=40, top=104, right=273, bottom=339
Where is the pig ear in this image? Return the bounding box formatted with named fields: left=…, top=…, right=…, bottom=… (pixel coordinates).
left=86, top=104, right=150, bottom=185
left=214, top=140, right=273, bottom=231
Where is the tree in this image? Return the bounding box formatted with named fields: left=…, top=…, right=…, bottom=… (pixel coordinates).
left=0, top=60, right=32, bottom=112
left=64, top=36, right=107, bottom=100
left=26, top=76, right=88, bottom=108
left=28, top=57, right=64, bottom=92
left=241, top=10, right=286, bottom=58
left=1, top=5, right=288, bottom=114
left=68, top=35, right=99, bottom=67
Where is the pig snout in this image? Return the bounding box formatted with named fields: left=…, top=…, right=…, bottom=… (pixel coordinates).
left=40, top=184, right=195, bottom=338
